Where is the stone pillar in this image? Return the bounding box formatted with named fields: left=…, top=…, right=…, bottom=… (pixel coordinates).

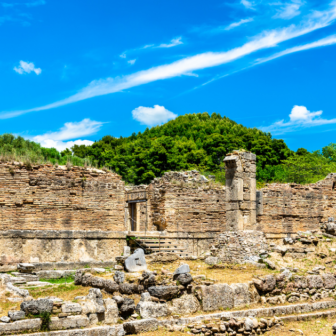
left=224, top=150, right=256, bottom=230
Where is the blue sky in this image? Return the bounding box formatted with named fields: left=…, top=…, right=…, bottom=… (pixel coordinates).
left=1, top=0, right=336, bottom=152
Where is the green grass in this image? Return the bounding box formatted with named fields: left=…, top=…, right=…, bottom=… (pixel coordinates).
left=39, top=276, right=75, bottom=284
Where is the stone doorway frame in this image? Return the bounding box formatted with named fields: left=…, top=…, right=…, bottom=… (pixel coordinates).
left=126, top=191, right=148, bottom=232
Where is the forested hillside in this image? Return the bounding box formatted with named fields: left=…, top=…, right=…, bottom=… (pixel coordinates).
left=71, top=112, right=292, bottom=184
left=1, top=113, right=336, bottom=185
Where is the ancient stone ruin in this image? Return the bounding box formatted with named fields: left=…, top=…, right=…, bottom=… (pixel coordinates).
left=1, top=150, right=336, bottom=335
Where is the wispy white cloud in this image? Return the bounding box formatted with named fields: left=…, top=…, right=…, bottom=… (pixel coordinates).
left=2, top=3, right=336, bottom=119
left=256, top=34, right=336, bottom=64
left=241, top=0, right=256, bottom=10
left=158, top=37, right=183, bottom=48
left=32, top=118, right=103, bottom=151
left=225, top=18, right=254, bottom=30
left=132, top=105, right=177, bottom=126
left=128, top=59, right=136, bottom=65
left=260, top=105, right=336, bottom=134
left=120, top=37, right=182, bottom=58
left=273, top=0, right=304, bottom=20
left=14, top=60, right=41, bottom=75
left=187, top=34, right=336, bottom=95
left=2, top=0, right=45, bottom=7
left=25, top=0, right=45, bottom=7
left=0, top=14, right=30, bottom=26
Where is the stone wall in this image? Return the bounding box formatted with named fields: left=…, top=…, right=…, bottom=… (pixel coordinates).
left=0, top=163, right=127, bottom=264
left=0, top=163, right=125, bottom=231
left=0, top=230, right=126, bottom=264
left=257, top=173, right=336, bottom=238
left=214, top=230, right=268, bottom=264
left=147, top=171, right=226, bottom=233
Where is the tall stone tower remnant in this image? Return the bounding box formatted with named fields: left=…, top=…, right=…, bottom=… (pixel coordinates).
left=224, top=150, right=257, bottom=230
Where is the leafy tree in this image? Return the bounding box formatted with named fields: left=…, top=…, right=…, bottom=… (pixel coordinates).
left=322, top=143, right=336, bottom=162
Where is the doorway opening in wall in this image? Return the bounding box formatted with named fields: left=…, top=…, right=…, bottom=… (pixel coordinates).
left=129, top=203, right=137, bottom=231
left=333, top=181, right=336, bottom=191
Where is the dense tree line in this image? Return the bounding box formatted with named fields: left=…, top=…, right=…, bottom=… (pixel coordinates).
left=71, top=113, right=292, bottom=184
left=1, top=113, right=335, bottom=185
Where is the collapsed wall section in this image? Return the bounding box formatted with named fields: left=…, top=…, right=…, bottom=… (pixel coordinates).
left=148, top=171, right=226, bottom=234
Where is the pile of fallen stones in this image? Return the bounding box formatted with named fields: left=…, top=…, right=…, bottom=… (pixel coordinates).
left=268, top=229, right=335, bottom=261
left=253, top=269, right=336, bottom=305
left=210, top=231, right=269, bottom=266
left=0, top=291, right=121, bottom=334
left=321, top=217, right=336, bottom=237
left=169, top=316, right=283, bottom=335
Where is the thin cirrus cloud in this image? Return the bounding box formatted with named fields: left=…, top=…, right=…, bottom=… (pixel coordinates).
left=128, top=59, right=136, bottom=65
left=255, top=34, right=336, bottom=64
left=132, top=105, right=178, bottom=126
left=273, top=0, right=304, bottom=20
left=2, top=0, right=45, bottom=7
left=192, top=33, right=336, bottom=94
left=225, top=18, right=254, bottom=30
left=32, top=118, right=104, bottom=151
left=241, top=0, right=256, bottom=10
left=260, top=105, right=336, bottom=134
left=157, top=37, right=183, bottom=48
left=2, top=3, right=336, bottom=119
left=14, top=61, right=41, bottom=75
left=119, top=37, right=183, bottom=58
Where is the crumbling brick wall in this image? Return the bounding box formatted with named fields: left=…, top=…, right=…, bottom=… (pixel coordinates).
left=257, top=173, right=336, bottom=235
left=148, top=171, right=226, bottom=233
left=0, top=163, right=125, bottom=231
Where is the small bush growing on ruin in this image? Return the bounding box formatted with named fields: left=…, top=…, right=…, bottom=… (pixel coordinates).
left=8, top=167, right=14, bottom=176
left=40, top=312, right=51, bottom=331
left=25, top=161, right=33, bottom=171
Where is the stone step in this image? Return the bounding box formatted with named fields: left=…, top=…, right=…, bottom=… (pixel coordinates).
left=150, top=247, right=186, bottom=251
left=141, top=243, right=182, bottom=248
left=158, top=300, right=336, bottom=328
left=130, top=235, right=188, bottom=256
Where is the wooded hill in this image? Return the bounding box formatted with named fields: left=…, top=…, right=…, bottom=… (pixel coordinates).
left=1, top=113, right=336, bottom=185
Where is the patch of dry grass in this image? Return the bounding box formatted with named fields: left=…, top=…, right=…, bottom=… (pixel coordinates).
left=148, top=259, right=276, bottom=284
left=264, top=317, right=335, bottom=335
left=137, top=327, right=185, bottom=336
left=0, top=283, right=92, bottom=316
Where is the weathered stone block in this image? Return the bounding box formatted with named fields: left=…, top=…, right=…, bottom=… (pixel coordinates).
left=170, top=294, right=200, bottom=315
left=62, top=303, right=82, bottom=314
left=123, top=319, right=159, bottom=334
left=8, top=310, right=25, bottom=321
left=148, top=286, right=180, bottom=300
left=49, top=315, right=89, bottom=330
left=307, top=275, right=324, bottom=289
left=322, top=273, right=336, bottom=289
left=0, top=318, right=41, bottom=335
left=104, top=298, right=119, bottom=324
left=136, top=301, right=169, bottom=319
left=125, top=249, right=147, bottom=273
left=196, top=284, right=234, bottom=311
